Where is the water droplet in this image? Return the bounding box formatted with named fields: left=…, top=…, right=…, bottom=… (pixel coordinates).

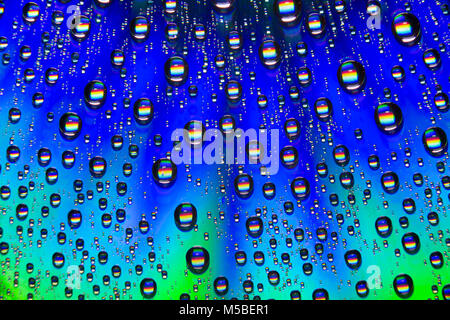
left=280, top=145, right=299, bottom=169
left=140, top=278, right=157, bottom=299
left=381, top=171, right=399, bottom=194
left=392, top=12, right=421, bottom=46
left=422, top=48, right=441, bottom=70
left=94, top=0, right=113, bottom=8
left=333, top=144, right=350, bottom=166
left=165, top=56, right=188, bottom=86
left=130, top=16, right=149, bottom=42
left=52, top=253, right=65, bottom=268
left=213, top=276, right=229, bottom=295
left=259, top=39, right=281, bottom=68
left=290, top=177, right=310, bottom=201
left=110, top=49, right=125, bottom=68
left=70, top=16, right=91, bottom=42
left=374, top=102, right=403, bottom=135
left=375, top=216, right=392, bottom=238
left=402, top=232, right=420, bottom=254
left=344, top=249, right=362, bottom=270
left=284, top=118, right=300, bottom=140
left=273, top=0, right=302, bottom=27
left=211, top=0, right=235, bottom=14
left=393, top=274, right=414, bottom=298
left=84, top=81, right=107, bottom=109
left=246, top=216, right=263, bottom=238
left=306, top=12, right=326, bottom=38
left=152, top=158, right=177, bottom=188
left=174, top=203, right=197, bottom=231
left=133, top=98, right=154, bottom=125
left=234, top=173, right=254, bottom=199
left=186, top=246, right=210, bottom=274
left=89, top=156, right=107, bottom=178
left=22, top=2, right=40, bottom=24
left=337, top=60, right=366, bottom=94
left=225, top=80, right=242, bottom=103
left=314, top=97, right=333, bottom=122
left=422, top=127, right=447, bottom=157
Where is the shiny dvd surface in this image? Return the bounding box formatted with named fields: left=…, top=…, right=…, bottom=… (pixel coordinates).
left=0, top=0, right=449, bottom=300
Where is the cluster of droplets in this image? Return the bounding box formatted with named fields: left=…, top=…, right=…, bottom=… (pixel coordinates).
left=0, top=0, right=448, bottom=301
